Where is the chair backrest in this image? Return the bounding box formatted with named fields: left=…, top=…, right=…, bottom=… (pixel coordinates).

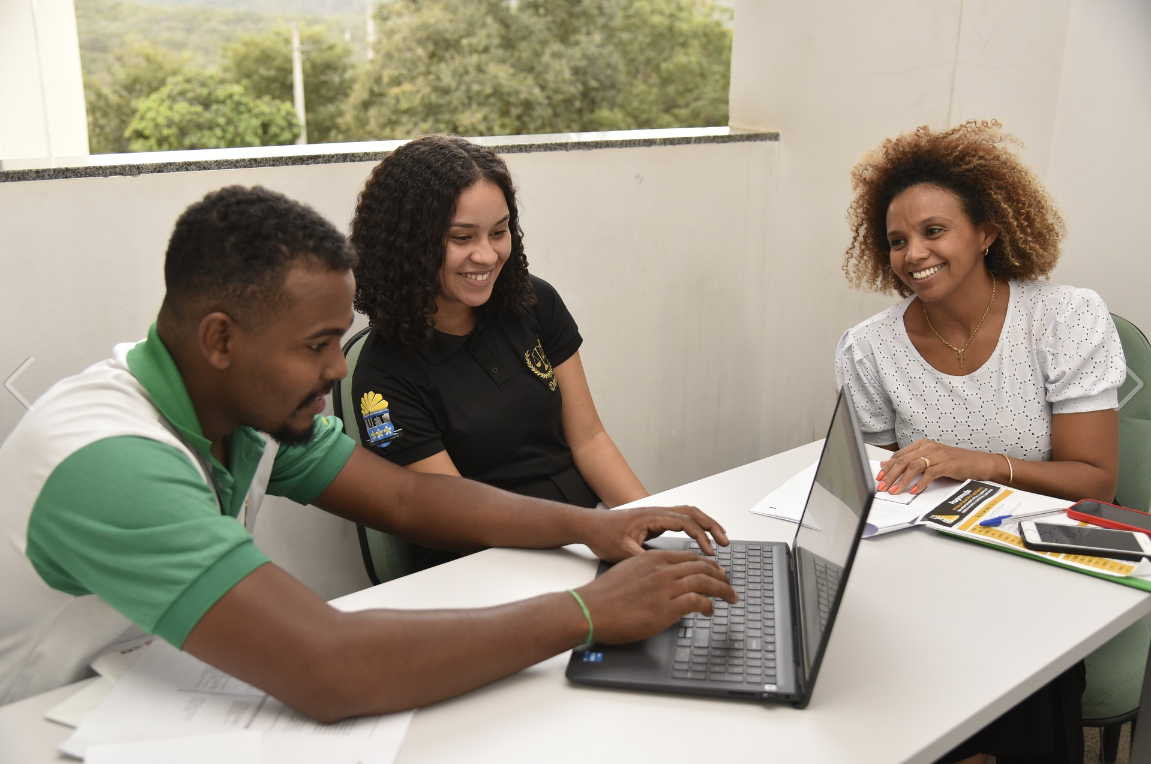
left=333, top=327, right=416, bottom=586
left=1112, top=314, right=1151, bottom=512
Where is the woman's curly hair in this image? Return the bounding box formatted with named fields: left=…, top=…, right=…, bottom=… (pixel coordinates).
left=843, top=120, right=1066, bottom=296
left=350, top=135, right=533, bottom=345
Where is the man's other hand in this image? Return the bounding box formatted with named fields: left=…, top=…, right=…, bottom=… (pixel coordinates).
left=574, top=550, right=737, bottom=644
left=577, top=505, right=730, bottom=561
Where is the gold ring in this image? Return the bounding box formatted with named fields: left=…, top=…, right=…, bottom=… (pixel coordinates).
left=921, top=457, right=931, bottom=469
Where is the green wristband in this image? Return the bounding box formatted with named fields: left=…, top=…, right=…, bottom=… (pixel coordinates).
left=566, top=589, right=594, bottom=647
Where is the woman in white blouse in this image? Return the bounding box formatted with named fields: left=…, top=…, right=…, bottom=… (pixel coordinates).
left=836, top=120, right=1126, bottom=503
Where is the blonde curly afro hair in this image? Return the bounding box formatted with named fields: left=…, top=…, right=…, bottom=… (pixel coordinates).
left=843, top=120, right=1066, bottom=296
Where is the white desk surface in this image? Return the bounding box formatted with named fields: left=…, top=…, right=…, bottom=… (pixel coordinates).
left=3, top=442, right=1149, bottom=764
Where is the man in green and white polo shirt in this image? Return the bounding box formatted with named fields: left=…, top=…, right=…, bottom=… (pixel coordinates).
left=0, top=186, right=735, bottom=719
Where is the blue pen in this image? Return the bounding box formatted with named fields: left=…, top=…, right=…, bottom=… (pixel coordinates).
left=978, top=507, right=1067, bottom=527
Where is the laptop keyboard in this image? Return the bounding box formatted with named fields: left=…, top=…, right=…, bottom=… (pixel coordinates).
left=814, top=556, right=842, bottom=631
left=676, top=542, right=777, bottom=686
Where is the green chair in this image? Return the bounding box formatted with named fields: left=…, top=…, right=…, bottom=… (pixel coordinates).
left=333, top=327, right=416, bottom=586
left=1081, top=314, right=1151, bottom=763
left=1114, top=315, right=1151, bottom=514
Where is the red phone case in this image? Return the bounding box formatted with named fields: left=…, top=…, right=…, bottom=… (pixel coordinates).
left=1066, top=499, right=1151, bottom=536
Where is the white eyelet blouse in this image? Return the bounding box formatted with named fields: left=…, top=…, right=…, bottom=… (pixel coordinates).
left=835, top=280, right=1127, bottom=460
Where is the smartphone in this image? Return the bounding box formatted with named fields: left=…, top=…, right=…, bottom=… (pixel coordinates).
left=1019, top=521, right=1151, bottom=561
left=1066, top=499, right=1151, bottom=536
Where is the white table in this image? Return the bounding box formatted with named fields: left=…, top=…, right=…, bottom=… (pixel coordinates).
left=3, top=442, right=1150, bottom=763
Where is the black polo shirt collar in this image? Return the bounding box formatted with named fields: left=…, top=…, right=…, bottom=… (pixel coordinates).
left=411, top=311, right=492, bottom=365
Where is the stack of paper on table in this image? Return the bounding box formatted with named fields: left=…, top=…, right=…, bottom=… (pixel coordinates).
left=750, top=460, right=963, bottom=537
left=57, top=640, right=413, bottom=763
left=45, top=635, right=154, bottom=728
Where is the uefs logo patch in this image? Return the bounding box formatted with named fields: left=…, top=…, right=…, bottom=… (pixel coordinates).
left=360, top=392, right=403, bottom=448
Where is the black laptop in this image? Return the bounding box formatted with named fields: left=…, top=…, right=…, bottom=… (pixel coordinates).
left=565, top=390, right=875, bottom=708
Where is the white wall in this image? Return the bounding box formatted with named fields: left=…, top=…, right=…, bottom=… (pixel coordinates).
left=1045, top=0, right=1151, bottom=324
left=729, top=0, right=1151, bottom=455
left=0, top=0, right=89, bottom=161
left=0, top=138, right=778, bottom=597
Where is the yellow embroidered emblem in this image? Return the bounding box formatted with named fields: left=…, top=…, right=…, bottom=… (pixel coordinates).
left=360, top=391, right=402, bottom=448
left=524, top=339, right=557, bottom=391
left=360, top=391, right=389, bottom=416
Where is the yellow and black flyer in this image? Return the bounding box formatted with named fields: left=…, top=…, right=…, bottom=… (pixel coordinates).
left=919, top=481, right=1151, bottom=581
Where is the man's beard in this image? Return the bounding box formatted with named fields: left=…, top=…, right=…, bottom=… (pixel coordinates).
left=267, top=383, right=333, bottom=446
left=267, top=419, right=317, bottom=447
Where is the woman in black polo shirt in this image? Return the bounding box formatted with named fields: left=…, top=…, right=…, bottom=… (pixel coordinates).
left=349, top=135, right=648, bottom=569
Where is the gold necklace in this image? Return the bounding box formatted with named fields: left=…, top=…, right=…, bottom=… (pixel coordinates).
left=921, top=277, right=996, bottom=368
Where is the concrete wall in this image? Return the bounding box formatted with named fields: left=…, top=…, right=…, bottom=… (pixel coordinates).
left=0, top=0, right=88, bottom=161
left=729, top=0, right=1151, bottom=456
left=0, top=137, right=778, bottom=598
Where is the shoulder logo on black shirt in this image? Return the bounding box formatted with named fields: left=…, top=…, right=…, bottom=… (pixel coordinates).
left=524, top=339, right=557, bottom=391
left=360, top=392, right=403, bottom=447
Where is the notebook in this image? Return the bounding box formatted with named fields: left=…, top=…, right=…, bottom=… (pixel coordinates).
left=565, top=390, right=875, bottom=708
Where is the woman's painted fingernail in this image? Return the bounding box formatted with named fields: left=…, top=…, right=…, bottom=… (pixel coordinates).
left=876, top=470, right=886, bottom=480
left=890, top=485, right=900, bottom=494
left=877, top=481, right=887, bottom=491
left=910, top=486, right=919, bottom=494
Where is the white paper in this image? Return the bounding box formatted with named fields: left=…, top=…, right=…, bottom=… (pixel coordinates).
left=45, top=677, right=114, bottom=729
left=45, top=636, right=155, bottom=729
left=864, top=477, right=964, bottom=537
left=85, top=731, right=261, bottom=764
left=90, top=635, right=154, bottom=683
left=61, top=640, right=412, bottom=764
left=749, top=463, right=822, bottom=529
left=751, top=461, right=898, bottom=527
left=752, top=459, right=970, bottom=538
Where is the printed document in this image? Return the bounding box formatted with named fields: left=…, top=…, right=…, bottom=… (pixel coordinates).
left=750, top=460, right=961, bottom=536
left=60, top=640, right=413, bottom=763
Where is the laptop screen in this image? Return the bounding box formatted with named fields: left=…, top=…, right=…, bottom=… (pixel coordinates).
left=792, top=392, right=874, bottom=682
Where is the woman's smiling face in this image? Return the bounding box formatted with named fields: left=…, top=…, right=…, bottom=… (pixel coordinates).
left=436, top=180, right=512, bottom=315
left=886, top=183, right=997, bottom=302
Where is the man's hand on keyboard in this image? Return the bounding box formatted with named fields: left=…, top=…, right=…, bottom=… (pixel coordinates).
left=576, top=550, right=738, bottom=644
left=576, top=505, right=730, bottom=562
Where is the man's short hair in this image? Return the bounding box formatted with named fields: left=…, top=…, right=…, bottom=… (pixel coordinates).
left=162, top=185, right=356, bottom=326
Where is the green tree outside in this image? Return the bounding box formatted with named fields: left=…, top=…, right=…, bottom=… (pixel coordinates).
left=125, top=73, right=300, bottom=151
left=78, top=0, right=732, bottom=152
left=85, top=43, right=189, bottom=154
left=341, top=0, right=732, bottom=141
left=223, top=25, right=356, bottom=144
left=606, top=0, right=733, bottom=129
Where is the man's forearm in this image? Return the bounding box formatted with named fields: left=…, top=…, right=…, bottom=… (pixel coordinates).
left=186, top=551, right=735, bottom=723
left=315, top=447, right=594, bottom=551
left=184, top=565, right=590, bottom=722
left=389, top=469, right=594, bottom=550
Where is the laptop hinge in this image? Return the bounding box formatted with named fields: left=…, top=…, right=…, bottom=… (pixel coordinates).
left=788, top=544, right=807, bottom=696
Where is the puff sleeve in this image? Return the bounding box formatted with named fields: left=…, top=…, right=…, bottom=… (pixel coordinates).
left=1037, top=288, right=1126, bottom=414
left=835, top=328, right=897, bottom=445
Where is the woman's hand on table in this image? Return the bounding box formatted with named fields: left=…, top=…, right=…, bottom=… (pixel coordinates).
left=876, top=439, right=1000, bottom=495
left=576, top=505, right=730, bottom=562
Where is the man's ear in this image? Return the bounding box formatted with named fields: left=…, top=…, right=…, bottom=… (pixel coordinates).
left=198, top=312, right=238, bottom=370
